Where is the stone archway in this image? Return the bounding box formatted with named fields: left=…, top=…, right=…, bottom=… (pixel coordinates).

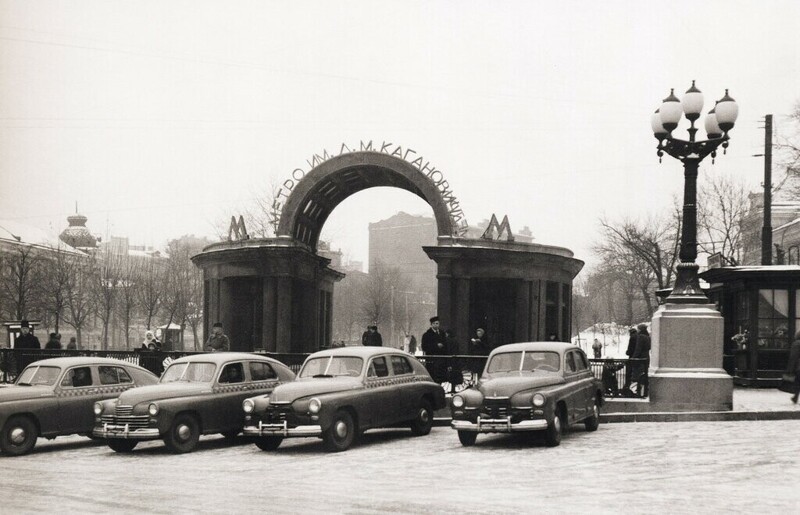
left=277, top=151, right=457, bottom=247
left=193, top=145, right=583, bottom=353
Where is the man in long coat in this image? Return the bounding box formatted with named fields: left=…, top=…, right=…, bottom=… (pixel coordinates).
left=421, top=316, right=447, bottom=382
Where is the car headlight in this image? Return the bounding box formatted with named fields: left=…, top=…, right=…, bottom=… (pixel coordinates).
left=532, top=393, right=546, bottom=407
left=243, top=399, right=255, bottom=413
left=148, top=403, right=160, bottom=416
left=93, top=402, right=103, bottom=415
left=452, top=395, right=465, bottom=408
left=308, top=397, right=321, bottom=414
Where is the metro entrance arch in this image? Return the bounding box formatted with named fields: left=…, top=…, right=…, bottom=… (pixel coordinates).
left=192, top=146, right=583, bottom=353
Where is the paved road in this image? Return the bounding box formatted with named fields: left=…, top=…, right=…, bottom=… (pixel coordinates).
left=2, top=420, right=799, bottom=514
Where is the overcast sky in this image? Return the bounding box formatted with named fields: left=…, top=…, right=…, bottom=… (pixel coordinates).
left=1, top=0, right=799, bottom=271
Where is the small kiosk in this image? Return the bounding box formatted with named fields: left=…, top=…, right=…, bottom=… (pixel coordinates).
left=699, top=266, right=800, bottom=386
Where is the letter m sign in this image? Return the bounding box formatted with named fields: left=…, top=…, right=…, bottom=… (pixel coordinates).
left=481, top=214, right=514, bottom=242
left=228, top=215, right=250, bottom=241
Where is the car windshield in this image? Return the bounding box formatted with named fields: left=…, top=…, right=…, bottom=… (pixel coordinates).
left=299, top=356, right=364, bottom=378
left=160, top=362, right=216, bottom=383
left=486, top=351, right=560, bottom=374
left=16, top=366, right=62, bottom=386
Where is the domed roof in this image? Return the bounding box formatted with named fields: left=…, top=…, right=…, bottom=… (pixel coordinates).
left=59, top=211, right=97, bottom=249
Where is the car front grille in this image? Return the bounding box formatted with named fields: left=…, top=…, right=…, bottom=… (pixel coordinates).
left=115, top=405, right=134, bottom=416
left=264, top=406, right=291, bottom=424
left=101, top=414, right=151, bottom=429
left=482, top=397, right=510, bottom=419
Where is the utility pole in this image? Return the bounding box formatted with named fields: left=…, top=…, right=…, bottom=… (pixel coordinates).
left=761, top=114, right=773, bottom=265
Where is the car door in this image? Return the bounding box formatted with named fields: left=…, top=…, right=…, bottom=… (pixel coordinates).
left=56, top=365, right=105, bottom=434
left=363, top=356, right=395, bottom=428
left=572, top=350, right=596, bottom=416
left=208, top=361, right=248, bottom=432
left=561, top=351, right=585, bottom=424
left=389, top=355, right=417, bottom=422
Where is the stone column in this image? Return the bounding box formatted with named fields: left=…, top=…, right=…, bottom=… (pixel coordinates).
left=262, top=277, right=277, bottom=352
left=454, top=278, right=471, bottom=354
left=275, top=277, right=293, bottom=353
left=515, top=281, right=531, bottom=342
left=649, top=303, right=733, bottom=411
left=219, top=279, right=234, bottom=335
left=437, top=276, right=453, bottom=331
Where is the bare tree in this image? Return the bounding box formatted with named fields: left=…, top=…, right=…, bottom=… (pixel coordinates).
left=162, top=235, right=213, bottom=350
left=93, top=248, right=123, bottom=350
left=63, top=254, right=94, bottom=347
left=0, top=245, right=42, bottom=320
left=333, top=272, right=367, bottom=345
left=136, top=256, right=165, bottom=330
left=595, top=210, right=680, bottom=313
left=698, top=171, right=750, bottom=266
left=359, top=261, right=407, bottom=333
left=114, top=255, right=141, bottom=349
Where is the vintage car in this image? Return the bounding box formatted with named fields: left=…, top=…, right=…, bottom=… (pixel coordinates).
left=450, top=342, right=603, bottom=447
left=242, top=347, right=446, bottom=452
left=93, top=352, right=295, bottom=453
left=0, top=357, right=158, bottom=456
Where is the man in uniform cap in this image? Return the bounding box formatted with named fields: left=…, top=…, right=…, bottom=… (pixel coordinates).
left=204, top=322, right=230, bottom=352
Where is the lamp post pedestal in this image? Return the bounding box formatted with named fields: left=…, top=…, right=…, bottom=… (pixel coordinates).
left=648, top=303, right=733, bottom=411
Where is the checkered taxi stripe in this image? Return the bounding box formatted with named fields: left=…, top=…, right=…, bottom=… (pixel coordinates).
left=365, top=375, right=424, bottom=389
left=56, top=385, right=132, bottom=397
left=212, top=381, right=281, bottom=394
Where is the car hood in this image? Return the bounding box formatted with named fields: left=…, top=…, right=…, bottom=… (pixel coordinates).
left=269, top=377, right=362, bottom=403
left=0, top=385, right=53, bottom=402
left=117, top=383, right=210, bottom=406
left=479, top=373, right=565, bottom=397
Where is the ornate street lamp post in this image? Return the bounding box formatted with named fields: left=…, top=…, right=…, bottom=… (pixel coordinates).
left=651, top=81, right=739, bottom=304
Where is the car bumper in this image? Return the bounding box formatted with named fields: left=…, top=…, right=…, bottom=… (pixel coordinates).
left=93, top=423, right=161, bottom=440
left=451, top=417, right=548, bottom=433
left=243, top=420, right=322, bottom=438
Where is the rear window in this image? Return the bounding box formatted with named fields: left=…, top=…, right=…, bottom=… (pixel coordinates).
left=368, top=357, right=390, bottom=378
left=249, top=362, right=277, bottom=381
left=391, top=356, right=413, bottom=375
left=99, top=366, right=133, bottom=385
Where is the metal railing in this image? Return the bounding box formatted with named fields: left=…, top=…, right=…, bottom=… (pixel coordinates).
left=0, top=349, right=646, bottom=398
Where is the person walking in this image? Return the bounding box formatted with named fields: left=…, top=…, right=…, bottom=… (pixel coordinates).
left=361, top=324, right=383, bottom=347
left=632, top=324, right=651, bottom=398
left=66, top=336, right=78, bottom=350
left=204, top=322, right=230, bottom=352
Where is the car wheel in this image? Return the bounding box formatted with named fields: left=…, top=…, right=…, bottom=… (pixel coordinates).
left=254, top=436, right=283, bottom=451
left=163, top=413, right=200, bottom=454
left=409, top=400, right=433, bottom=436
left=545, top=406, right=565, bottom=447
left=584, top=397, right=600, bottom=432
left=0, top=415, right=38, bottom=456
left=322, top=410, right=355, bottom=452
left=220, top=430, right=240, bottom=440
left=108, top=439, right=138, bottom=453
left=457, top=430, right=477, bottom=447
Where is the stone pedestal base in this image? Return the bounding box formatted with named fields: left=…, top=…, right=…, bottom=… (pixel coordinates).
left=648, top=303, right=733, bottom=412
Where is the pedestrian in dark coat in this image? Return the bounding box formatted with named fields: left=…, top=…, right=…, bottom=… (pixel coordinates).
left=786, top=335, right=800, bottom=404
left=632, top=324, right=651, bottom=397
left=421, top=316, right=447, bottom=382
left=623, top=327, right=638, bottom=394
left=15, top=321, right=41, bottom=349
left=469, top=328, right=491, bottom=356
left=361, top=325, right=383, bottom=347
left=45, top=333, right=62, bottom=350
left=444, top=329, right=464, bottom=391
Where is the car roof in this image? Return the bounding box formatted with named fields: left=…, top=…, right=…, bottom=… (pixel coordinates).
left=25, top=356, right=150, bottom=369
left=170, top=352, right=284, bottom=366
left=489, top=342, right=581, bottom=355
left=308, top=347, right=415, bottom=359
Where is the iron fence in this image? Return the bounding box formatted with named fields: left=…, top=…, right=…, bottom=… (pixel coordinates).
left=0, top=349, right=645, bottom=399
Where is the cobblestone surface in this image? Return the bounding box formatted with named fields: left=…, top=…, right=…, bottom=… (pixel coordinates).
left=2, top=418, right=799, bottom=514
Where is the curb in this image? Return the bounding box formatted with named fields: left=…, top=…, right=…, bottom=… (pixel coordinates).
left=600, top=410, right=800, bottom=423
